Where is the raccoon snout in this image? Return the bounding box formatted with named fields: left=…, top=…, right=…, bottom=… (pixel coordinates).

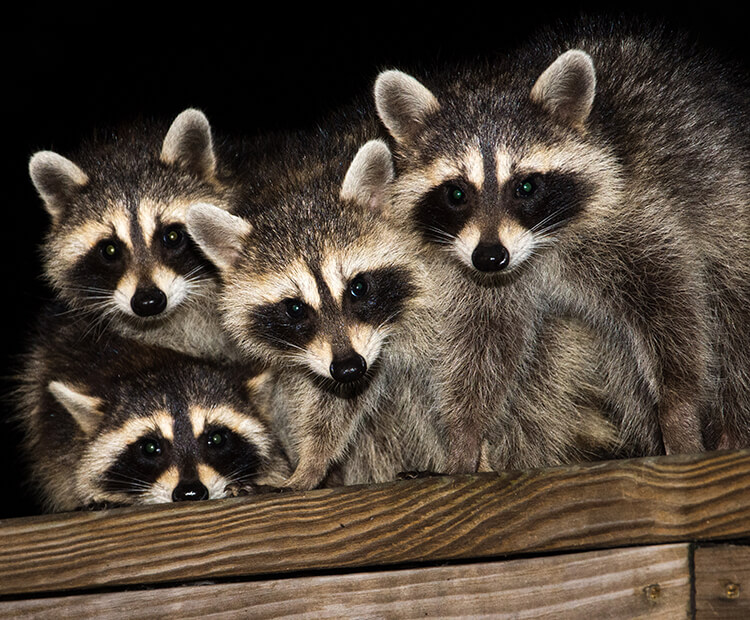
left=472, top=242, right=510, bottom=273
left=131, top=287, right=168, bottom=317
left=172, top=480, right=209, bottom=502
left=330, top=353, right=368, bottom=383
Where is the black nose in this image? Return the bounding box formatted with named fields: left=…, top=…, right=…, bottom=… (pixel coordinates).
left=330, top=353, right=367, bottom=383
left=172, top=480, right=209, bottom=502
left=471, top=242, right=509, bottom=272
left=131, top=287, right=167, bottom=317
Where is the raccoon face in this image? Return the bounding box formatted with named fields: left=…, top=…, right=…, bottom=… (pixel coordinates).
left=55, top=206, right=214, bottom=323
left=68, top=398, right=276, bottom=507
left=29, top=109, right=226, bottom=326
left=187, top=139, right=420, bottom=385
left=240, top=257, right=415, bottom=384
left=413, top=162, right=595, bottom=274
left=375, top=52, right=621, bottom=277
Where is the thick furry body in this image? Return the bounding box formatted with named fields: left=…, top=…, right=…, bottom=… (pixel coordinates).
left=28, top=109, right=256, bottom=361
left=375, top=18, right=750, bottom=472
left=14, top=303, right=289, bottom=512
left=188, top=113, right=448, bottom=490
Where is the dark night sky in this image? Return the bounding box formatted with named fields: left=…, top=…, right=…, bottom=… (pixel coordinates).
left=2, top=6, right=745, bottom=517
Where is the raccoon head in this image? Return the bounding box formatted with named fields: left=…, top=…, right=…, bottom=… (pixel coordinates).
left=48, top=363, right=288, bottom=509
left=374, top=51, right=620, bottom=277
left=188, top=140, right=422, bottom=386
left=28, top=109, right=228, bottom=327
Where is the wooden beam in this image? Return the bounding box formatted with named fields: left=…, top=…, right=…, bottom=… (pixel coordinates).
left=0, top=450, right=748, bottom=597
left=694, top=544, right=750, bottom=619
left=0, top=544, right=692, bottom=618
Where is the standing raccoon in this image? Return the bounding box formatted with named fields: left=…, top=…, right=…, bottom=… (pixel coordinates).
left=187, top=121, right=448, bottom=491
left=28, top=108, right=248, bottom=360
left=15, top=303, right=290, bottom=513
left=373, top=18, right=750, bottom=472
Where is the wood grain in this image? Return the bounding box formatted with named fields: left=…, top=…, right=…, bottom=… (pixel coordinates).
left=0, top=449, right=748, bottom=597
left=694, top=544, right=750, bottom=619
left=0, top=543, right=692, bottom=619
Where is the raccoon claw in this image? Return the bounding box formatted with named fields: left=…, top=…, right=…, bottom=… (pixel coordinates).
left=77, top=500, right=124, bottom=511
left=397, top=470, right=443, bottom=480
left=224, top=482, right=291, bottom=497
left=224, top=482, right=251, bottom=497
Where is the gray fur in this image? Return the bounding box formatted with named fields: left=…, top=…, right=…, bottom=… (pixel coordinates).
left=28, top=108, right=249, bottom=361
left=188, top=117, right=448, bottom=490
left=28, top=151, right=90, bottom=221
left=374, top=18, right=750, bottom=472
left=530, top=49, right=596, bottom=129
left=160, top=108, right=217, bottom=178
left=13, top=305, right=290, bottom=513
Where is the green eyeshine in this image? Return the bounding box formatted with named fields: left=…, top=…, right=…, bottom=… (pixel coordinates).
left=286, top=299, right=306, bottom=320
left=141, top=439, right=161, bottom=457
left=517, top=179, right=535, bottom=197
left=207, top=431, right=224, bottom=447
left=445, top=183, right=469, bottom=208
left=349, top=276, right=368, bottom=299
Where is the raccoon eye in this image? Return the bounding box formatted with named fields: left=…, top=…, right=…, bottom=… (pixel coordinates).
left=139, top=438, right=162, bottom=458
left=285, top=299, right=307, bottom=321
left=515, top=178, right=536, bottom=198
left=348, top=276, right=369, bottom=300
left=98, top=239, right=120, bottom=262
left=206, top=430, right=226, bottom=448
left=162, top=225, right=185, bottom=249
left=444, top=184, right=468, bottom=208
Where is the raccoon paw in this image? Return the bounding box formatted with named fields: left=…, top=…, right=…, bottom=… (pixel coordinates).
left=224, top=482, right=250, bottom=497
left=77, top=500, right=124, bottom=511
left=281, top=467, right=326, bottom=491
left=224, top=482, right=292, bottom=497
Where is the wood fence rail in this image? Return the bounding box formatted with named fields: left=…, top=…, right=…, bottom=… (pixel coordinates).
left=1, top=449, right=748, bottom=617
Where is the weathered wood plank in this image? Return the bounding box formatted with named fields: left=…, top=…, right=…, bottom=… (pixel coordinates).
left=694, top=544, right=750, bottom=619
left=0, top=450, right=748, bottom=597
left=0, top=543, right=692, bottom=619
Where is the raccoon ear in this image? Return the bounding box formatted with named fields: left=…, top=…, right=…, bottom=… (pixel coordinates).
left=48, top=381, right=103, bottom=437
left=340, top=140, right=394, bottom=213
left=374, top=70, right=440, bottom=144
left=187, top=202, right=253, bottom=272
left=28, top=151, right=89, bottom=220
left=161, top=108, right=217, bottom=179
left=530, top=50, right=596, bottom=130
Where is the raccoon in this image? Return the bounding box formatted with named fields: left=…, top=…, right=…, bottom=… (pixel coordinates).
left=15, top=304, right=289, bottom=513
left=476, top=312, right=626, bottom=471
left=27, top=108, right=249, bottom=360
left=373, top=17, right=749, bottom=472
left=187, top=122, right=448, bottom=491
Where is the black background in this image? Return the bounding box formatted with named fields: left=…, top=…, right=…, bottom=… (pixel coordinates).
left=2, top=6, right=746, bottom=518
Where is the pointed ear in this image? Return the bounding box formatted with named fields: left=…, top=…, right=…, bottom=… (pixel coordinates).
left=48, top=381, right=103, bottom=437
left=187, top=202, right=253, bottom=272
left=530, top=50, right=596, bottom=130
left=374, top=70, right=440, bottom=144
left=340, top=140, right=394, bottom=213
left=161, top=108, right=217, bottom=179
left=28, top=151, right=89, bottom=220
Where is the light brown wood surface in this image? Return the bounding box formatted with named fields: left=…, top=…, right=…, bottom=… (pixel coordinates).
left=694, top=544, right=750, bottom=619
left=0, top=450, right=748, bottom=598
left=0, top=543, right=692, bottom=619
